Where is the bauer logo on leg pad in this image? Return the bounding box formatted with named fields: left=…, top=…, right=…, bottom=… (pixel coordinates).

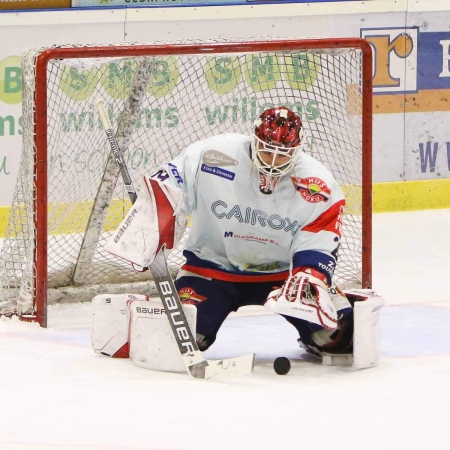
left=135, top=306, right=165, bottom=314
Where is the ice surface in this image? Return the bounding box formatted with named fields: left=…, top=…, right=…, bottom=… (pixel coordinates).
left=1, top=209, right=449, bottom=450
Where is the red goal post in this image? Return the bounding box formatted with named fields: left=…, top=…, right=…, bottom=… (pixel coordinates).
left=0, top=37, right=373, bottom=327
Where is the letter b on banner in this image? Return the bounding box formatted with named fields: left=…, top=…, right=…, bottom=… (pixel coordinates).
left=0, top=56, right=22, bottom=104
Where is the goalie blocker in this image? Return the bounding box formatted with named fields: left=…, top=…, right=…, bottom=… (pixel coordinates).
left=104, top=174, right=186, bottom=271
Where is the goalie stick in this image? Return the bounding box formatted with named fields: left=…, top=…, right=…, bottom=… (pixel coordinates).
left=94, top=98, right=255, bottom=380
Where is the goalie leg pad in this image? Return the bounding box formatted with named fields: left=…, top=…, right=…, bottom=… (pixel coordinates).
left=350, top=290, right=385, bottom=369
left=129, top=299, right=197, bottom=373
left=92, top=293, right=148, bottom=358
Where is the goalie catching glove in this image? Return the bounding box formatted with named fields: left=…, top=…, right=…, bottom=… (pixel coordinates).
left=105, top=175, right=186, bottom=270
left=264, top=268, right=338, bottom=330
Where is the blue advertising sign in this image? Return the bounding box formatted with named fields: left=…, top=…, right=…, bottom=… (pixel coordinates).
left=71, top=0, right=349, bottom=8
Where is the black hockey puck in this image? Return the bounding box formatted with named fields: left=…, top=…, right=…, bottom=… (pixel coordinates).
left=273, top=357, right=291, bottom=375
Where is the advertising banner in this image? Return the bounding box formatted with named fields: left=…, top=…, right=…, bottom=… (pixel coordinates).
left=403, top=4, right=450, bottom=182
left=70, top=0, right=342, bottom=7
left=0, top=0, right=70, bottom=9
left=0, top=10, right=126, bottom=216
left=72, top=0, right=247, bottom=7
left=361, top=21, right=450, bottom=181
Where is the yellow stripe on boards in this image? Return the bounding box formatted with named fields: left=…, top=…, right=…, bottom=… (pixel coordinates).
left=0, top=199, right=132, bottom=239
left=373, top=179, right=450, bottom=213
left=0, top=180, right=449, bottom=238
left=0, top=206, right=8, bottom=237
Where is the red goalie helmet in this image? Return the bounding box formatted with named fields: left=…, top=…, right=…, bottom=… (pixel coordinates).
left=252, top=107, right=305, bottom=177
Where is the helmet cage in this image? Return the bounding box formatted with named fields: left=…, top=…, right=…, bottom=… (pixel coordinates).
left=252, top=130, right=304, bottom=178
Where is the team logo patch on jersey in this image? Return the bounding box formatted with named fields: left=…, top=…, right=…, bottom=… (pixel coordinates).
left=178, top=287, right=207, bottom=305
left=203, top=150, right=239, bottom=167
left=291, top=177, right=331, bottom=203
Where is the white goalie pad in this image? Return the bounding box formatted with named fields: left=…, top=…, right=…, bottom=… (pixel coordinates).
left=320, top=289, right=385, bottom=369
left=128, top=299, right=197, bottom=373
left=105, top=175, right=186, bottom=269
left=92, top=293, right=148, bottom=358
left=351, top=290, right=385, bottom=369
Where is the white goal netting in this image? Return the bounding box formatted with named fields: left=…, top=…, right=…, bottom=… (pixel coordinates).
left=0, top=38, right=372, bottom=325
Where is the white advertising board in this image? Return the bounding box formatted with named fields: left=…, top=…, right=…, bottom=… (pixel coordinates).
left=0, top=0, right=450, bottom=208
left=0, top=10, right=126, bottom=207
left=403, top=5, right=450, bottom=182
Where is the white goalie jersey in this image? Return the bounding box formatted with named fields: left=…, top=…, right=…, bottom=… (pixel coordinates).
left=150, top=133, right=346, bottom=285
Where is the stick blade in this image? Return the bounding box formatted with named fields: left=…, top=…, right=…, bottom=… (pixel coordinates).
left=188, top=353, right=255, bottom=380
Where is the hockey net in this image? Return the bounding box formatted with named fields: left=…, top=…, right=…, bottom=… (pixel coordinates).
left=0, top=38, right=372, bottom=326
